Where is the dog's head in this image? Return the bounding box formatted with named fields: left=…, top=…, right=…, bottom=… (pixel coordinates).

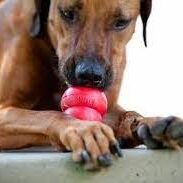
left=30, top=0, right=152, bottom=90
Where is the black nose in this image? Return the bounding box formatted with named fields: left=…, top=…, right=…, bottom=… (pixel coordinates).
left=75, top=57, right=105, bottom=88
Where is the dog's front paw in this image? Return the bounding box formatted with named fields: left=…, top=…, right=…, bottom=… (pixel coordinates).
left=137, top=116, right=183, bottom=150
left=47, top=119, right=122, bottom=170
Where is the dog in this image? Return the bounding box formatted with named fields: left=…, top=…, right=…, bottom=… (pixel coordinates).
left=0, top=0, right=183, bottom=170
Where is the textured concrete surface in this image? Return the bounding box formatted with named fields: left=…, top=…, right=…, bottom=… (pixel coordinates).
left=0, top=149, right=183, bottom=183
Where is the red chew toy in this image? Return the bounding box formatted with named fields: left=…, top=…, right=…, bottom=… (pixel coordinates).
left=61, top=87, right=108, bottom=122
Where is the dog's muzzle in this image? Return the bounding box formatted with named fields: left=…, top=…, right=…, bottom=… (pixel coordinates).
left=62, top=56, right=113, bottom=90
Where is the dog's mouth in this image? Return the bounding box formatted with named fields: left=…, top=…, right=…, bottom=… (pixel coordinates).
left=60, top=57, right=113, bottom=91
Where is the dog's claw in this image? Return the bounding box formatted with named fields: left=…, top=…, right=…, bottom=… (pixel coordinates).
left=98, top=154, right=112, bottom=167
left=80, top=151, right=91, bottom=163
left=110, top=142, right=123, bottom=157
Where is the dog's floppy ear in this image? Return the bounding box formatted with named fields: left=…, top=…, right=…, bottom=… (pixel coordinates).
left=30, top=0, right=50, bottom=38
left=140, top=0, right=152, bottom=47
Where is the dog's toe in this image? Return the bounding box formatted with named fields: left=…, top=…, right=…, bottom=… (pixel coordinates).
left=150, top=116, right=175, bottom=137
left=137, top=124, right=163, bottom=149
left=138, top=116, right=183, bottom=149
left=167, top=120, right=183, bottom=139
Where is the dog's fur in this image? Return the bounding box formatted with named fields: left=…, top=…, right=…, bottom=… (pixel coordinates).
left=0, top=0, right=183, bottom=169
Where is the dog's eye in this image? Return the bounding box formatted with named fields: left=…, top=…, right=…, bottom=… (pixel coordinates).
left=59, top=8, right=78, bottom=23
left=113, top=19, right=131, bottom=31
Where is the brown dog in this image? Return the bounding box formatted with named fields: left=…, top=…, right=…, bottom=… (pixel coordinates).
left=0, top=0, right=183, bottom=170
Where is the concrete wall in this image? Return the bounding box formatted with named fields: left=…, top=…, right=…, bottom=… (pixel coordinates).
left=0, top=149, right=183, bottom=183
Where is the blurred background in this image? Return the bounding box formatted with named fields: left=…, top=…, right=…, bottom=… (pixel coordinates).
left=118, top=0, right=183, bottom=118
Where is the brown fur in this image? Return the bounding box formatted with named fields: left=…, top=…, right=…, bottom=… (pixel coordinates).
left=0, top=0, right=182, bottom=169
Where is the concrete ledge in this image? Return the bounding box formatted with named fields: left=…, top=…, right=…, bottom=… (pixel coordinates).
left=0, top=149, right=183, bottom=183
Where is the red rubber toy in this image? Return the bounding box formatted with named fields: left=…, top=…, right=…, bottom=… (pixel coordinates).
left=61, top=87, right=108, bottom=122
